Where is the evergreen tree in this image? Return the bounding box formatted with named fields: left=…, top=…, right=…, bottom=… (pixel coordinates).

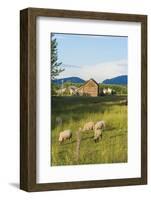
left=51, top=34, right=64, bottom=80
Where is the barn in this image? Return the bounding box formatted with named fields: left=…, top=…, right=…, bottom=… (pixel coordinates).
left=77, top=79, right=99, bottom=97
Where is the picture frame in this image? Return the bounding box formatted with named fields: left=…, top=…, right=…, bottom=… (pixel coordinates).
left=20, top=7, right=147, bottom=192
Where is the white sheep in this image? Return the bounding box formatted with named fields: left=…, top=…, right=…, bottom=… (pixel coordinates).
left=83, top=121, right=95, bottom=132
left=94, top=129, right=102, bottom=142
left=94, top=121, right=105, bottom=130
left=58, top=129, right=72, bottom=144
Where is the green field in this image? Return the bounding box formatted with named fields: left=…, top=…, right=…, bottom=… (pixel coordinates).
left=51, top=95, right=127, bottom=166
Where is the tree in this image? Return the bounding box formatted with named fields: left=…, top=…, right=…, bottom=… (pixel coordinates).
left=51, top=34, right=64, bottom=80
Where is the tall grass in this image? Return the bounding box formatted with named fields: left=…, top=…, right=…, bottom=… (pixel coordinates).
left=51, top=95, right=127, bottom=166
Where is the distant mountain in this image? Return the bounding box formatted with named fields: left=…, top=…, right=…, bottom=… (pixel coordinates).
left=53, top=77, right=85, bottom=84
left=102, top=75, right=127, bottom=85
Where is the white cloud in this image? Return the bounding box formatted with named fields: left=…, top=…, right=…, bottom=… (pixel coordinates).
left=58, top=59, right=128, bottom=83
left=62, top=63, right=82, bottom=69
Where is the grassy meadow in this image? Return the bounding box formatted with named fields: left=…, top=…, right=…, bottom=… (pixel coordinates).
left=51, top=95, right=127, bottom=166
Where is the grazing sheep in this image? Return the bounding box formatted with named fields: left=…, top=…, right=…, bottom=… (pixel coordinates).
left=94, top=121, right=105, bottom=130
left=83, top=121, right=95, bottom=132
left=58, top=129, right=72, bottom=144
left=94, top=129, right=102, bottom=143
left=56, top=116, right=62, bottom=126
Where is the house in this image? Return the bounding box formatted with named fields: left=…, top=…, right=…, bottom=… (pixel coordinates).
left=56, top=88, right=66, bottom=96
left=102, top=88, right=108, bottom=95
left=68, top=86, right=78, bottom=95
left=101, top=87, right=113, bottom=95
left=77, top=79, right=99, bottom=97
left=107, top=88, right=112, bottom=94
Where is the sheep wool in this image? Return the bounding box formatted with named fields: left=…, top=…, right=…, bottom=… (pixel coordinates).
left=83, top=121, right=95, bottom=131
left=94, top=121, right=105, bottom=130
left=59, top=129, right=72, bottom=143
left=94, top=129, right=102, bottom=142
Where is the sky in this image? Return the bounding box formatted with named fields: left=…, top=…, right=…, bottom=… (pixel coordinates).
left=51, top=33, right=128, bottom=83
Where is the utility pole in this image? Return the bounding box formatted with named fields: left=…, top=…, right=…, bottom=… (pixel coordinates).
left=61, top=79, right=64, bottom=96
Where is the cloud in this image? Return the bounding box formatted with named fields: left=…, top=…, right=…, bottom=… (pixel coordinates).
left=61, top=63, right=82, bottom=69
left=58, top=59, right=128, bottom=83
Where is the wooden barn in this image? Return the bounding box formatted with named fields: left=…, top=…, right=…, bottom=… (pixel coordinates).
left=77, top=79, right=99, bottom=97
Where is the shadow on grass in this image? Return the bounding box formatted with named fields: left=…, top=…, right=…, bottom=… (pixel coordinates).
left=81, top=135, right=94, bottom=141
left=58, top=140, right=77, bottom=146
left=54, top=135, right=95, bottom=146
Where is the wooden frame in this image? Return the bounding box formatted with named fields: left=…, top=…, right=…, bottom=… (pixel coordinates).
left=20, top=7, right=147, bottom=192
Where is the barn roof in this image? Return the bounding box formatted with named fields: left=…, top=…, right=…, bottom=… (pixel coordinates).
left=77, top=78, right=99, bottom=91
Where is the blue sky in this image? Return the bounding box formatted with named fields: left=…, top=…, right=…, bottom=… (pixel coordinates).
left=51, top=33, right=128, bottom=82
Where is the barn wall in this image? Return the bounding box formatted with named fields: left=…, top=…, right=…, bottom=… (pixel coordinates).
left=78, top=80, right=99, bottom=96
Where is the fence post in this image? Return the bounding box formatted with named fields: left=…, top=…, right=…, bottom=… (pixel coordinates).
left=75, top=129, right=81, bottom=163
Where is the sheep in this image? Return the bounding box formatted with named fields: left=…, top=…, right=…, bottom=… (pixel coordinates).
left=94, top=121, right=105, bottom=130
left=83, top=121, right=95, bottom=132
left=58, top=129, right=72, bottom=144
left=94, top=129, right=102, bottom=143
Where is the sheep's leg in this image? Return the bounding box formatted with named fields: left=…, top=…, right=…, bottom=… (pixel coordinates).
left=94, top=138, right=97, bottom=143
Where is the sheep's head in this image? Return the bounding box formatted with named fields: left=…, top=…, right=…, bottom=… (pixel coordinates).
left=58, top=136, right=63, bottom=144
